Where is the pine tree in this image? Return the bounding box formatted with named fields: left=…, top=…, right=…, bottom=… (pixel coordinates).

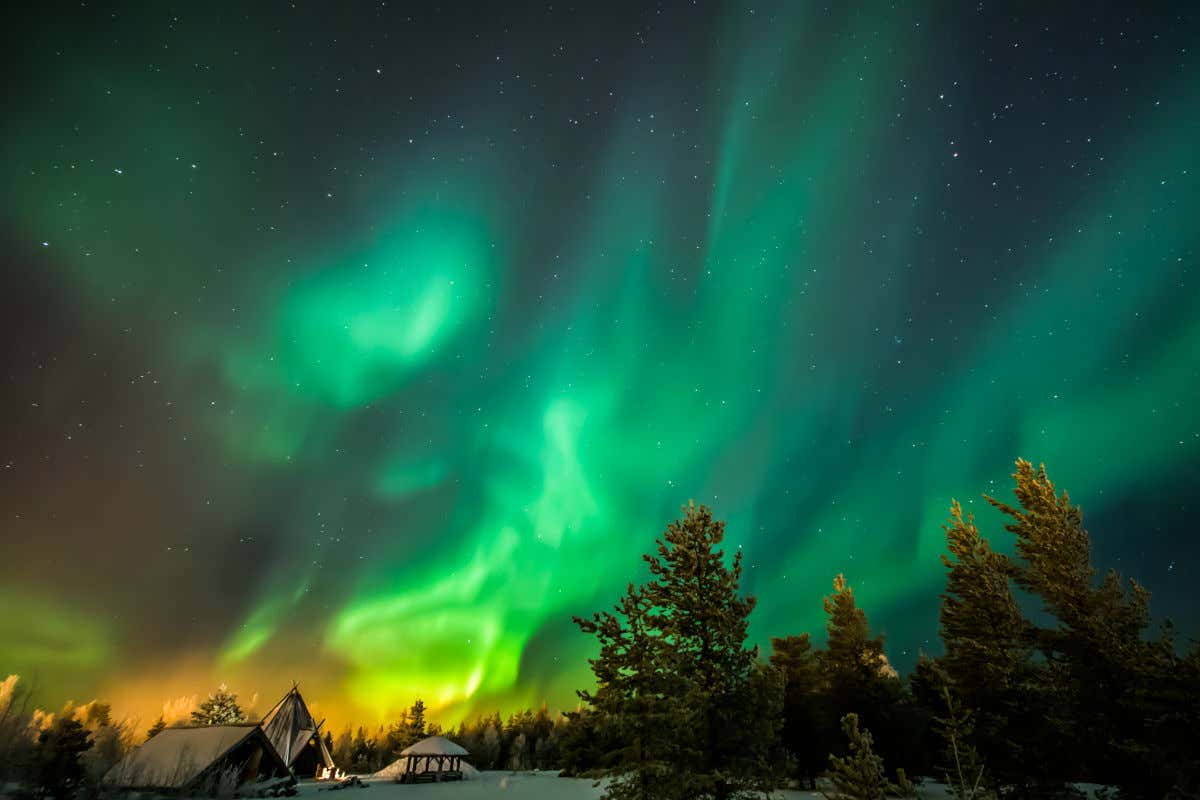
left=987, top=461, right=1093, bottom=629
left=348, top=726, right=374, bottom=774
left=822, top=575, right=887, bottom=689
left=985, top=460, right=1156, bottom=792
left=822, top=713, right=913, bottom=800
left=739, top=661, right=787, bottom=796
left=940, top=500, right=1027, bottom=697
left=574, top=501, right=780, bottom=800
left=1154, top=640, right=1200, bottom=797
left=409, top=699, right=426, bottom=741
left=938, top=500, right=1038, bottom=793
left=190, top=684, right=246, bottom=725
left=332, top=727, right=354, bottom=770
left=929, top=459, right=1189, bottom=797
left=769, top=633, right=826, bottom=788
left=576, top=582, right=682, bottom=800
left=557, top=708, right=615, bottom=777
left=819, top=574, right=914, bottom=779
left=641, top=501, right=779, bottom=800
left=384, top=708, right=411, bottom=755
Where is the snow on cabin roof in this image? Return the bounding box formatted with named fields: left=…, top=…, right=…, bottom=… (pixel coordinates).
left=103, top=724, right=269, bottom=788
left=399, top=735, right=469, bottom=756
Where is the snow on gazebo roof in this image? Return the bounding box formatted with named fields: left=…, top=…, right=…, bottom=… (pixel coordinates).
left=399, top=735, right=469, bottom=757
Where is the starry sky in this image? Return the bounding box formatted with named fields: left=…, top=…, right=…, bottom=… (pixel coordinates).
left=2, top=1, right=1198, bottom=729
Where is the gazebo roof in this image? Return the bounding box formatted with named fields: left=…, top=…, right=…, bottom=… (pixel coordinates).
left=399, top=736, right=469, bottom=757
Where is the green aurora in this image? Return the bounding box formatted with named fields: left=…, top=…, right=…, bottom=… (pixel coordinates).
left=1, top=2, right=1197, bottom=726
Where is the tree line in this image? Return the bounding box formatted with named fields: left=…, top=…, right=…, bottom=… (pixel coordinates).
left=563, top=460, right=1200, bottom=799
left=325, top=700, right=573, bottom=774
left=2, top=459, right=1196, bottom=799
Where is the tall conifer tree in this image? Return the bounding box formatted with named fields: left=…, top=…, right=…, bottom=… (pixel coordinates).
left=819, top=575, right=915, bottom=777
left=985, top=460, right=1154, bottom=791
left=822, top=574, right=889, bottom=690
left=938, top=500, right=1039, bottom=793
left=575, top=501, right=780, bottom=800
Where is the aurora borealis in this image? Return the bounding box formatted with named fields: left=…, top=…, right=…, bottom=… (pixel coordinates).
left=2, top=1, right=1198, bottom=729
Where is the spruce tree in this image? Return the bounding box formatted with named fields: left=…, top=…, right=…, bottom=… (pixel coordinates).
left=190, top=684, right=246, bottom=725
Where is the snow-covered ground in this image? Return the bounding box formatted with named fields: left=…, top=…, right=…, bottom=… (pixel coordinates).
left=299, top=772, right=604, bottom=800
left=296, top=772, right=1115, bottom=800
left=295, top=771, right=969, bottom=800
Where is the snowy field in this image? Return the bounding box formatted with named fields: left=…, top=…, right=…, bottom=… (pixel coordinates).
left=295, top=772, right=1114, bottom=800
left=295, top=771, right=971, bottom=800
left=300, top=772, right=605, bottom=800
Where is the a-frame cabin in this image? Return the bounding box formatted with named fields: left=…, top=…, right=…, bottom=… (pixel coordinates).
left=261, top=685, right=337, bottom=779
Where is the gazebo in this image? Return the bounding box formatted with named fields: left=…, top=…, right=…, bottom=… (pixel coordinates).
left=384, top=736, right=470, bottom=783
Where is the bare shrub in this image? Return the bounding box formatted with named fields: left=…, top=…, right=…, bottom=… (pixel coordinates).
left=0, top=675, right=35, bottom=785
left=83, top=719, right=137, bottom=785
left=212, top=765, right=242, bottom=799
left=193, top=764, right=242, bottom=799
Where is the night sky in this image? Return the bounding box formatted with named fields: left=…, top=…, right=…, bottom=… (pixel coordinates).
left=2, top=1, right=1197, bottom=728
